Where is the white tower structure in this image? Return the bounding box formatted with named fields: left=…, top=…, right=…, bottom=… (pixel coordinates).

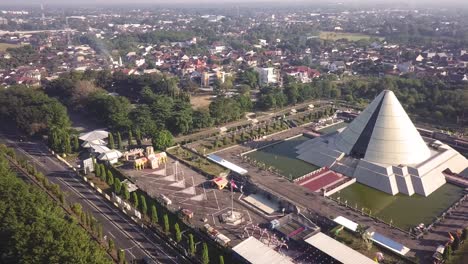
left=296, top=90, right=468, bottom=196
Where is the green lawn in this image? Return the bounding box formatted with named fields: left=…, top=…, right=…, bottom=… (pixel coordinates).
left=332, top=183, right=464, bottom=230
left=319, top=31, right=384, bottom=41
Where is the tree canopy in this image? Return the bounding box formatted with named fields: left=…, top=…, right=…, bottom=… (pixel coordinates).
left=0, top=86, right=71, bottom=135
left=0, top=152, right=111, bottom=264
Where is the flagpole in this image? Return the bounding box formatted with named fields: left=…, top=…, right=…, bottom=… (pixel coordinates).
left=231, top=182, right=234, bottom=216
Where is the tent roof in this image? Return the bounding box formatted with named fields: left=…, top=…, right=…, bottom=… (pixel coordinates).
left=91, top=145, right=110, bottom=154
left=79, top=130, right=109, bottom=141
left=304, top=233, right=374, bottom=264
left=334, top=90, right=430, bottom=165
left=81, top=139, right=106, bottom=148
left=232, top=236, right=293, bottom=264
left=98, top=150, right=123, bottom=161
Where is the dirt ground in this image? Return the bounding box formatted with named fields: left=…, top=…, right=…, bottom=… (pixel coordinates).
left=190, top=94, right=213, bottom=110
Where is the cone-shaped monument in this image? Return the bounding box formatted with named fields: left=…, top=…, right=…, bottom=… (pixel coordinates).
left=296, top=90, right=467, bottom=196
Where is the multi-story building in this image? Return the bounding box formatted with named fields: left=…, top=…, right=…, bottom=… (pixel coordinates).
left=201, top=70, right=226, bottom=87
left=255, top=67, right=280, bottom=86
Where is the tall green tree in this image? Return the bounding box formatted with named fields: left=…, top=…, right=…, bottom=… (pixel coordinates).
left=188, top=234, right=195, bottom=256
left=107, top=170, right=114, bottom=186
left=0, top=85, right=71, bottom=136
left=0, top=152, right=111, bottom=264
left=95, top=163, right=101, bottom=177
left=108, top=133, right=115, bottom=149
left=174, top=223, right=182, bottom=243
left=152, top=130, right=174, bottom=150
left=201, top=242, right=209, bottom=264
left=117, top=132, right=123, bottom=149
left=151, top=203, right=159, bottom=222
left=100, top=164, right=107, bottom=182
left=64, top=132, right=72, bottom=154
left=132, top=192, right=139, bottom=208
left=128, top=130, right=134, bottom=146
left=108, top=239, right=115, bottom=252
left=163, top=214, right=170, bottom=234
left=123, top=183, right=130, bottom=200
left=114, top=178, right=122, bottom=194
left=140, top=195, right=147, bottom=215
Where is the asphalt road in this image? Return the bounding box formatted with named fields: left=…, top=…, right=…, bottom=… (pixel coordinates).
left=0, top=133, right=190, bottom=264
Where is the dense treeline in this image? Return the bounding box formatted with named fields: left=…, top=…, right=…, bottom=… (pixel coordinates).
left=0, top=45, right=39, bottom=69
left=42, top=71, right=252, bottom=137
left=0, top=154, right=111, bottom=264
left=0, top=85, right=71, bottom=135
left=257, top=75, right=467, bottom=127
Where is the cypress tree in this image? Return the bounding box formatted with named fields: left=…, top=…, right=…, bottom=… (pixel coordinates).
left=123, top=184, right=130, bottom=200
left=108, top=238, right=115, bottom=252
left=117, top=132, right=122, bottom=149
left=114, top=178, right=122, bottom=194
left=95, top=163, right=101, bottom=178
left=64, top=133, right=72, bottom=154
left=201, top=242, right=209, bottom=264
left=128, top=130, right=133, bottom=146
left=108, top=133, right=115, bottom=149
left=140, top=194, right=147, bottom=215
left=188, top=233, right=195, bottom=256
left=151, top=204, right=158, bottom=224
left=163, top=214, right=170, bottom=234
left=174, top=223, right=182, bottom=243
left=132, top=192, right=139, bottom=208
left=100, top=164, right=107, bottom=182
left=107, top=170, right=114, bottom=186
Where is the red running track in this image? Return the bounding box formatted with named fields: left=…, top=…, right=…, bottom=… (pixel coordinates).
left=300, top=172, right=341, bottom=192
left=296, top=168, right=330, bottom=184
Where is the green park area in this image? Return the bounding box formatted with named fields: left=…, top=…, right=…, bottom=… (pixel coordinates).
left=245, top=136, right=319, bottom=179
left=332, top=183, right=465, bottom=230
left=319, top=31, right=384, bottom=41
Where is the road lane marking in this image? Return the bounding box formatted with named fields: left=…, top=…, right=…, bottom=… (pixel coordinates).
left=9, top=140, right=182, bottom=264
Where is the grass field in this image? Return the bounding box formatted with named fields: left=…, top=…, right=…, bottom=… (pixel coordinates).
left=319, top=31, right=384, bottom=41
left=0, top=42, right=22, bottom=52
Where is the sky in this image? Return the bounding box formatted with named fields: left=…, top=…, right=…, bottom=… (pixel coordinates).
left=4, top=0, right=468, bottom=7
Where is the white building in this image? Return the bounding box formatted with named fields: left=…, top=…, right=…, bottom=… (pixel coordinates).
left=255, top=67, right=280, bottom=86
left=296, top=90, right=467, bottom=196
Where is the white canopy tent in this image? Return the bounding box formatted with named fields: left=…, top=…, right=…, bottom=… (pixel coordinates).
left=98, top=150, right=123, bottom=164
left=232, top=236, right=293, bottom=264
left=79, top=130, right=109, bottom=142
left=81, top=139, right=106, bottom=148
left=304, top=232, right=375, bottom=264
